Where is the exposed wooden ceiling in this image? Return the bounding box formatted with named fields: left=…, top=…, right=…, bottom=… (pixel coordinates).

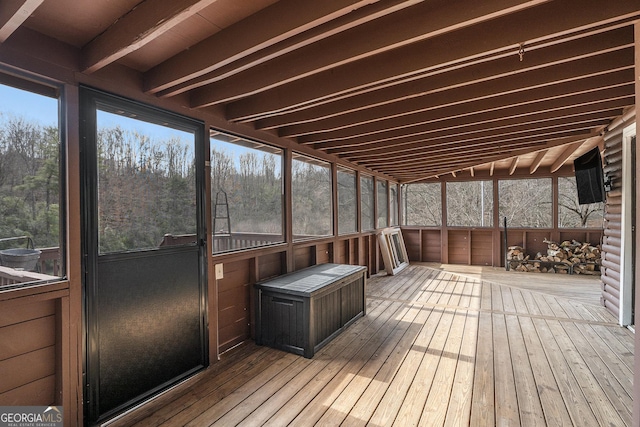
left=1, top=0, right=638, bottom=182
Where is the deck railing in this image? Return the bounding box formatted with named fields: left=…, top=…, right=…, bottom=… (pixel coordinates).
left=0, top=265, right=58, bottom=286
left=0, top=245, right=62, bottom=285
left=38, top=247, right=62, bottom=275
left=160, top=232, right=284, bottom=253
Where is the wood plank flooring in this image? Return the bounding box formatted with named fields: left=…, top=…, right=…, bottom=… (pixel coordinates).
left=108, top=265, right=633, bottom=427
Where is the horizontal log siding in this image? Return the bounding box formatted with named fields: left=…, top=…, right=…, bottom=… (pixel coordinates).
left=601, top=131, right=624, bottom=317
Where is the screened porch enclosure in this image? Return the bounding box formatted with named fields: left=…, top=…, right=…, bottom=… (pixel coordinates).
left=0, top=0, right=638, bottom=426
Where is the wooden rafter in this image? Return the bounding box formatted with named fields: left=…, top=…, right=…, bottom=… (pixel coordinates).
left=321, top=109, right=620, bottom=158
left=82, top=0, right=219, bottom=73
left=509, top=157, right=520, bottom=175
left=356, top=131, right=592, bottom=172
left=143, top=0, right=384, bottom=94
left=190, top=0, right=558, bottom=107
left=529, top=150, right=548, bottom=174
left=284, top=56, right=634, bottom=140
left=0, top=0, right=43, bottom=43
left=155, top=0, right=425, bottom=97
left=311, top=92, right=633, bottom=151
left=233, top=26, right=634, bottom=124
left=550, top=140, right=585, bottom=172
left=4, top=0, right=637, bottom=183
left=337, top=119, right=612, bottom=164
left=192, top=0, right=640, bottom=110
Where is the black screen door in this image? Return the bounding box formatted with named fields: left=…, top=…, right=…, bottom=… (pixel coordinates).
left=81, top=87, right=208, bottom=424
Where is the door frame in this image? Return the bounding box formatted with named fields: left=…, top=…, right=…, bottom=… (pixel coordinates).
left=79, top=86, right=209, bottom=424
left=621, top=122, right=636, bottom=326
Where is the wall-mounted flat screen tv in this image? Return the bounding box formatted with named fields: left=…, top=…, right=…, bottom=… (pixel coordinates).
left=573, top=147, right=605, bottom=205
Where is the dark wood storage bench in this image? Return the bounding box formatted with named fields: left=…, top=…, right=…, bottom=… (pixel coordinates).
left=255, top=263, right=367, bottom=358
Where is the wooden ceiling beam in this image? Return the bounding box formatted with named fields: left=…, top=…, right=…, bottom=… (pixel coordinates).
left=529, top=150, right=548, bottom=174
left=286, top=75, right=632, bottom=144
left=393, top=135, right=603, bottom=181
left=143, top=0, right=380, bottom=94
left=154, top=0, right=426, bottom=97
left=0, top=0, right=43, bottom=43
left=550, top=141, right=584, bottom=172
left=317, top=103, right=626, bottom=154
left=301, top=88, right=634, bottom=150
left=349, top=127, right=597, bottom=168
left=313, top=92, right=635, bottom=150
left=232, top=26, right=633, bottom=124
left=190, top=0, right=554, bottom=107
left=192, top=0, right=640, bottom=110
left=377, top=142, right=579, bottom=177
left=82, top=0, right=218, bottom=73
left=327, top=114, right=617, bottom=160
left=283, top=51, right=633, bottom=139
left=353, top=130, right=592, bottom=169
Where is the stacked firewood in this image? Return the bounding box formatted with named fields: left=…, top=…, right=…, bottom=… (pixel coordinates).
left=507, top=239, right=601, bottom=274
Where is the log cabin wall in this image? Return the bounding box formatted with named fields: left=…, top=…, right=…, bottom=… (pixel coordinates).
left=600, top=128, right=624, bottom=318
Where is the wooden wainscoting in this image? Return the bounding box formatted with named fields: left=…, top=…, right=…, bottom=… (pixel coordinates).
left=0, top=284, right=69, bottom=406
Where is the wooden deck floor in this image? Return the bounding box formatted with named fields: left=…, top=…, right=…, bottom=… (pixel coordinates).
left=109, top=265, right=634, bottom=427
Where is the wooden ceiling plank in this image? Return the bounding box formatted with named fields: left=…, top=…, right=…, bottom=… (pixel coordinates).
left=529, top=150, right=548, bottom=174
left=156, top=0, right=425, bottom=97
left=550, top=140, right=585, bottom=172
left=0, top=0, right=43, bottom=43
left=191, top=0, right=555, bottom=107
left=283, top=51, right=634, bottom=140
left=143, top=0, right=385, bottom=94
left=82, top=0, right=220, bottom=73
left=191, top=0, right=640, bottom=109
left=233, top=26, right=633, bottom=123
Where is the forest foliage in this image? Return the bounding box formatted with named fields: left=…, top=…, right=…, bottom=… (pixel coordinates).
left=403, top=178, right=603, bottom=228
left=0, top=114, right=60, bottom=250
left=1, top=112, right=604, bottom=259
left=97, top=125, right=197, bottom=253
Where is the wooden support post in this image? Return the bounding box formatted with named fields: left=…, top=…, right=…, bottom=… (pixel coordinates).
left=632, top=20, right=640, bottom=427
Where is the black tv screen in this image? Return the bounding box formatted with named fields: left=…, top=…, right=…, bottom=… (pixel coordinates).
left=573, top=147, right=605, bottom=205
